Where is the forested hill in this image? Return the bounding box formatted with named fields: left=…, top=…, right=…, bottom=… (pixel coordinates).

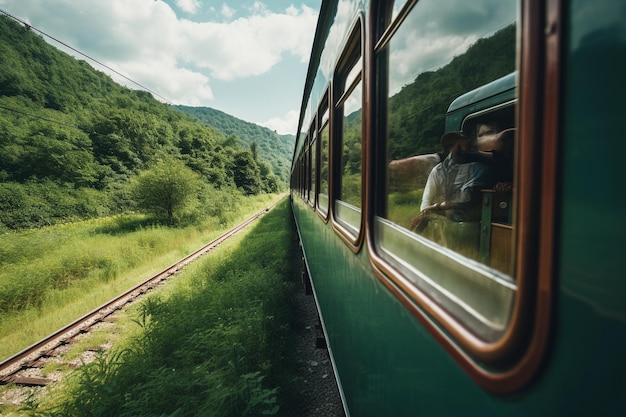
left=386, top=23, right=516, bottom=159
left=174, top=105, right=294, bottom=183
left=0, top=15, right=285, bottom=230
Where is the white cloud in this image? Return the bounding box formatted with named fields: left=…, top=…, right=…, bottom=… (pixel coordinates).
left=221, top=3, right=235, bottom=19
left=250, top=1, right=270, bottom=15
left=175, top=0, right=200, bottom=14
left=108, top=59, right=214, bottom=104
left=178, top=4, right=317, bottom=81
left=259, top=109, right=299, bottom=135
left=3, top=0, right=318, bottom=111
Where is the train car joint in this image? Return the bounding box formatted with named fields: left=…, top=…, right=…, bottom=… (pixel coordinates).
left=315, top=323, right=326, bottom=349
left=302, top=267, right=313, bottom=295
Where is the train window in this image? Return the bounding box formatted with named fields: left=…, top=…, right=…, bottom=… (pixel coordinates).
left=372, top=0, right=519, bottom=344
left=339, top=81, right=362, bottom=208
left=318, top=107, right=330, bottom=216
left=333, top=23, right=363, bottom=238
left=295, top=156, right=300, bottom=197
left=302, top=143, right=310, bottom=201
left=310, top=129, right=317, bottom=206
left=300, top=161, right=303, bottom=198
left=391, top=0, right=412, bottom=22
left=300, top=145, right=305, bottom=200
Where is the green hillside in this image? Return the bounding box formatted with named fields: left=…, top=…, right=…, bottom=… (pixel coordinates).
left=340, top=23, right=516, bottom=177
left=0, top=15, right=285, bottom=230
left=174, top=105, right=294, bottom=182
left=386, top=23, right=516, bottom=159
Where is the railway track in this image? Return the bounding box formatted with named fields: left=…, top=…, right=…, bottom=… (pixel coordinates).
left=0, top=202, right=277, bottom=387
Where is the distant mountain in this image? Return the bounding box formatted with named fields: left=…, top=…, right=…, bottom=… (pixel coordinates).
left=174, top=105, right=294, bottom=182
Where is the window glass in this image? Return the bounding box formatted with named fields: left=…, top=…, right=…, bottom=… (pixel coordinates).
left=299, top=155, right=304, bottom=198
left=345, top=62, right=361, bottom=92
left=318, top=110, right=330, bottom=213
left=339, top=79, right=362, bottom=209
left=310, top=132, right=317, bottom=203
left=375, top=0, right=519, bottom=341
left=304, top=146, right=309, bottom=201
left=334, top=24, right=362, bottom=235
left=391, top=0, right=410, bottom=22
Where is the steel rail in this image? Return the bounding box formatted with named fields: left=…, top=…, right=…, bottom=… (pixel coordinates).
left=0, top=200, right=279, bottom=385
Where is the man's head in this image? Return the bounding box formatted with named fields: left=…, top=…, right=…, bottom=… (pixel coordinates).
left=441, top=131, right=470, bottom=156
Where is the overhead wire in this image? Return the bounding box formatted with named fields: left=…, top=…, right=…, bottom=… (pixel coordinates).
left=0, top=104, right=108, bottom=140
left=0, top=7, right=173, bottom=104
left=0, top=104, right=86, bottom=131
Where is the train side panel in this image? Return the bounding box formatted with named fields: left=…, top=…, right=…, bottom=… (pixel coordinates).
left=546, top=0, right=626, bottom=412
left=293, top=197, right=489, bottom=416
left=291, top=0, right=626, bottom=415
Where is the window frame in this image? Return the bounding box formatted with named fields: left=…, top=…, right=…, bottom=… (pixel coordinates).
left=317, top=93, right=331, bottom=221
left=304, top=136, right=310, bottom=204
left=331, top=16, right=366, bottom=251
left=306, top=121, right=317, bottom=209
left=309, top=128, right=317, bottom=209
left=365, top=0, right=558, bottom=393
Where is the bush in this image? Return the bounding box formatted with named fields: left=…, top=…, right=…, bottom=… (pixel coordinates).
left=0, top=181, right=115, bottom=230
left=130, top=158, right=202, bottom=224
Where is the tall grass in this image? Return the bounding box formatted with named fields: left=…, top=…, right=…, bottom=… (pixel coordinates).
left=0, top=192, right=280, bottom=361
left=387, top=189, right=424, bottom=228
left=25, top=198, right=302, bottom=417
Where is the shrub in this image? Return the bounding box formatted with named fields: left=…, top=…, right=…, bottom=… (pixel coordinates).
left=130, top=158, right=202, bottom=224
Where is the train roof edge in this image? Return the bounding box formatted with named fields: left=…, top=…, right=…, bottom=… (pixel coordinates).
left=293, top=0, right=336, bottom=164
left=445, top=72, right=517, bottom=131
left=447, top=72, right=517, bottom=113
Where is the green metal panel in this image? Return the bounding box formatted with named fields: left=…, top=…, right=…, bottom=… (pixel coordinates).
left=546, top=0, right=626, bottom=413
left=292, top=0, right=626, bottom=415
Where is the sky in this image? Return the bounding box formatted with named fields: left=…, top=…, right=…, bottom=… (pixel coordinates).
left=0, top=0, right=321, bottom=135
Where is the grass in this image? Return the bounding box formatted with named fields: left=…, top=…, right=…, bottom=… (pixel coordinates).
left=387, top=189, right=424, bottom=228
left=0, top=192, right=280, bottom=362
left=16, top=198, right=304, bottom=417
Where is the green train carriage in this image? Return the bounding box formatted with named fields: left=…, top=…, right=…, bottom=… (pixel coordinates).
left=291, top=0, right=626, bottom=415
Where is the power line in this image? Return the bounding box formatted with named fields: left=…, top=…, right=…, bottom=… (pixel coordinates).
left=0, top=104, right=105, bottom=138
left=0, top=8, right=173, bottom=104
left=0, top=104, right=80, bottom=129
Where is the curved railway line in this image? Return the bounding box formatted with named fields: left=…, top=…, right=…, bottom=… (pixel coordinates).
left=0, top=202, right=277, bottom=387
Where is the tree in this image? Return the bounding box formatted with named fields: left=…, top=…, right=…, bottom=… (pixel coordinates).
left=131, top=158, right=201, bottom=223
left=250, top=140, right=259, bottom=161
left=258, top=160, right=280, bottom=193
left=232, top=150, right=262, bottom=195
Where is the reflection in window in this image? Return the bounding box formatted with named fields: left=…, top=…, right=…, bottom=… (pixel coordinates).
left=391, top=0, right=410, bottom=22
left=339, top=80, right=362, bottom=208
left=334, top=22, right=363, bottom=235
left=310, top=133, right=317, bottom=202
left=381, top=0, right=517, bottom=271
left=304, top=147, right=309, bottom=201
left=318, top=114, right=329, bottom=213
left=374, top=0, right=519, bottom=341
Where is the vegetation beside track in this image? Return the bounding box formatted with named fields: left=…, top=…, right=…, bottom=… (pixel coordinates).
left=0, top=192, right=280, bottom=362
left=19, top=198, right=306, bottom=416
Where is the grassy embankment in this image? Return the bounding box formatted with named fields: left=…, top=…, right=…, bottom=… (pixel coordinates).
left=15, top=197, right=305, bottom=416
left=0, top=193, right=281, bottom=361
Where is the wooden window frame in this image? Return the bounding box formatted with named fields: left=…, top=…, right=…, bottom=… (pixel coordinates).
left=365, top=0, right=559, bottom=393
left=317, top=94, right=331, bottom=222
left=331, top=16, right=366, bottom=251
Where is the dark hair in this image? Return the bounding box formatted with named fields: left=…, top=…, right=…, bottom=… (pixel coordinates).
left=440, top=131, right=467, bottom=151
